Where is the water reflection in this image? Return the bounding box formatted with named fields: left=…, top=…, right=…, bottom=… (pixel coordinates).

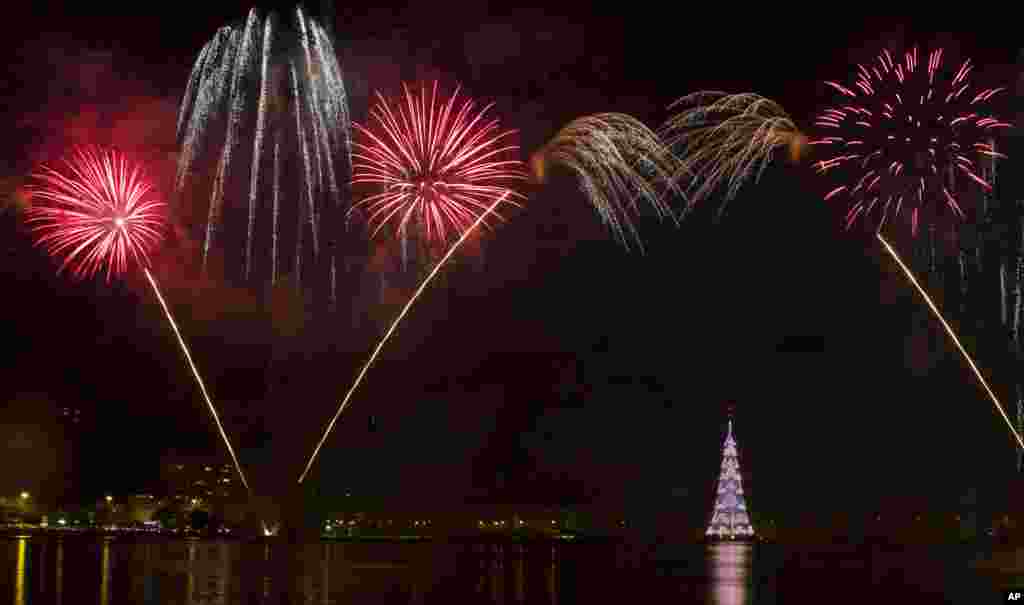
left=547, top=545, right=557, bottom=605
left=263, top=543, right=271, bottom=600
left=0, top=535, right=992, bottom=603
left=185, top=539, right=195, bottom=602
left=186, top=538, right=234, bottom=604
left=55, top=540, right=63, bottom=605
left=513, top=545, right=524, bottom=603
left=321, top=543, right=330, bottom=605
left=14, top=537, right=26, bottom=605
left=490, top=544, right=503, bottom=602
left=1, top=537, right=763, bottom=604
left=708, top=543, right=752, bottom=605
left=38, top=542, right=46, bottom=601
left=134, top=542, right=151, bottom=604
left=100, top=537, right=111, bottom=605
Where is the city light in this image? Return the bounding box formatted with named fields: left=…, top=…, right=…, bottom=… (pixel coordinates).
left=20, top=492, right=29, bottom=500
left=105, top=495, right=113, bottom=504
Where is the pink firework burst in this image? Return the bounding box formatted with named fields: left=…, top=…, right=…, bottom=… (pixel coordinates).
left=350, top=82, right=525, bottom=252
left=811, top=47, right=1011, bottom=235
left=26, top=146, right=165, bottom=281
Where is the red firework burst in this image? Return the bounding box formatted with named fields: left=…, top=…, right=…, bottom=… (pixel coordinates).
left=26, top=146, right=165, bottom=281
left=810, top=47, right=1011, bottom=235
left=350, top=82, right=525, bottom=250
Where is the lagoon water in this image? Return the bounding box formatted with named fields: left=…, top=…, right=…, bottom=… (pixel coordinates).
left=0, top=535, right=1015, bottom=603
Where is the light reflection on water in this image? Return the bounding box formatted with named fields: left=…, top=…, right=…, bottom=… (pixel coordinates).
left=2, top=537, right=568, bottom=604
left=100, top=537, right=111, bottom=605
left=708, top=542, right=752, bottom=605
left=1, top=536, right=1006, bottom=604
left=55, top=539, right=62, bottom=605
left=547, top=545, right=557, bottom=605
left=14, top=538, right=25, bottom=605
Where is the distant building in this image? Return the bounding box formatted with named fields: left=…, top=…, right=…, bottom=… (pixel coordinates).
left=98, top=493, right=163, bottom=525
left=58, top=407, right=82, bottom=425
left=158, top=454, right=245, bottom=520
left=321, top=503, right=631, bottom=538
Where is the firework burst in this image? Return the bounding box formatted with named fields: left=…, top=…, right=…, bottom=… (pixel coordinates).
left=26, top=147, right=164, bottom=281
left=660, top=92, right=802, bottom=217
left=350, top=82, right=525, bottom=257
left=812, top=47, right=1011, bottom=235
left=25, top=146, right=251, bottom=493
left=176, top=6, right=350, bottom=298
left=534, top=113, right=681, bottom=250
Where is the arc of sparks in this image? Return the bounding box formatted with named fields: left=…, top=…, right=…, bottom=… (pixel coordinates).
left=877, top=232, right=1024, bottom=450
left=25, top=146, right=250, bottom=495
left=298, top=192, right=511, bottom=484
left=144, top=268, right=251, bottom=492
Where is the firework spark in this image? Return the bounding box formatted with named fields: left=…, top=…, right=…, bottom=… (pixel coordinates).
left=535, top=113, right=681, bottom=250
left=660, top=91, right=801, bottom=217
left=176, top=6, right=351, bottom=295
left=878, top=232, right=1024, bottom=451
left=26, top=147, right=164, bottom=282
left=350, top=82, right=525, bottom=258
left=813, top=47, right=1010, bottom=235
left=26, top=146, right=251, bottom=493
left=298, top=192, right=510, bottom=484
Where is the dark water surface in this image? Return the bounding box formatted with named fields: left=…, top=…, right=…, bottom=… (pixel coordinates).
left=0, top=535, right=1016, bottom=603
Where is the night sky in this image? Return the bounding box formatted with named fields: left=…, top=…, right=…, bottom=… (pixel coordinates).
left=1, top=5, right=1022, bottom=523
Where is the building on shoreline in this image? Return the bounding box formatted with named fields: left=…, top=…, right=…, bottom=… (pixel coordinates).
left=149, top=454, right=247, bottom=524
left=320, top=504, right=630, bottom=538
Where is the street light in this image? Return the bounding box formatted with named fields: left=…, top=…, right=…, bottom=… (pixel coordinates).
left=105, top=495, right=113, bottom=504
left=20, top=492, right=29, bottom=500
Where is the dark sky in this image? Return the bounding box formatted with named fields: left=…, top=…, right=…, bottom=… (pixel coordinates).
left=1, top=4, right=1022, bottom=521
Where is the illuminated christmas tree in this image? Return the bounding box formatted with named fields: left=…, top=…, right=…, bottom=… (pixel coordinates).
left=706, top=418, right=755, bottom=540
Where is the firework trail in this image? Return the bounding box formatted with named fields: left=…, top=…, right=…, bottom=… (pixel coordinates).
left=663, top=70, right=1014, bottom=447
left=351, top=82, right=526, bottom=261
left=144, top=268, right=251, bottom=492
left=813, top=47, right=1010, bottom=235
left=26, top=146, right=251, bottom=492
left=176, top=6, right=351, bottom=299
left=660, top=91, right=802, bottom=217
left=532, top=113, right=682, bottom=250
left=298, top=192, right=511, bottom=484
left=878, top=232, right=1024, bottom=450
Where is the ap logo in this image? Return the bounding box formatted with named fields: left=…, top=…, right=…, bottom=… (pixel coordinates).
left=1007, top=590, right=1023, bottom=601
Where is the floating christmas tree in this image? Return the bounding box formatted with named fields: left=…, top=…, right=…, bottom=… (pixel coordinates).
left=706, top=417, right=755, bottom=540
